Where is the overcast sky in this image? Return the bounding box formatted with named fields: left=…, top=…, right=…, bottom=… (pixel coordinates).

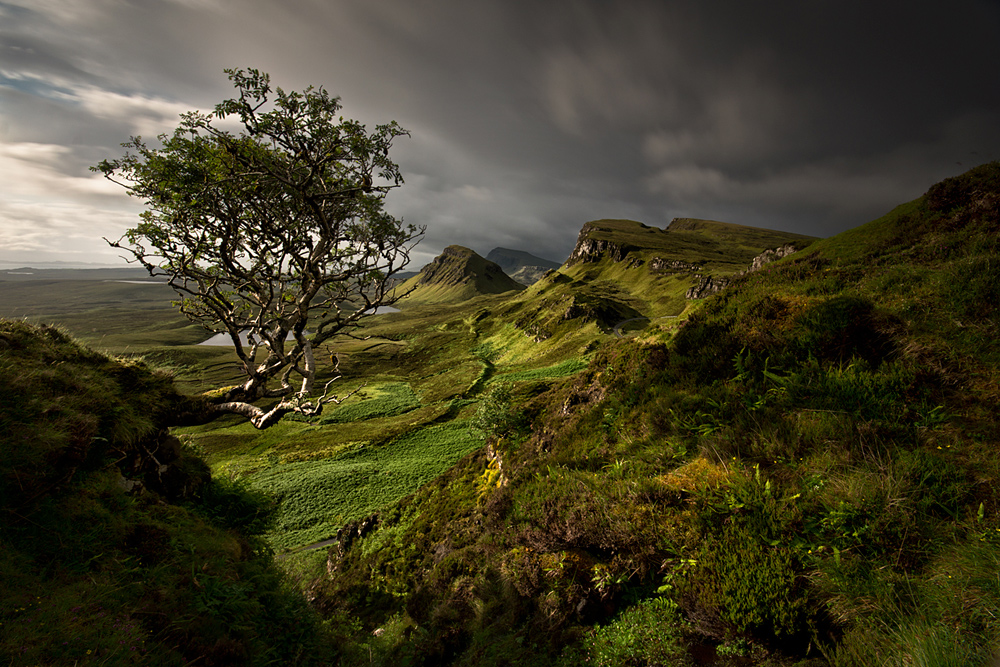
left=2, top=0, right=999, bottom=268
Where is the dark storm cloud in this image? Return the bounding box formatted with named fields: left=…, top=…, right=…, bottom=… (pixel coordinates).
left=508, top=0, right=1000, bottom=240
left=1, top=0, right=998, bottom=265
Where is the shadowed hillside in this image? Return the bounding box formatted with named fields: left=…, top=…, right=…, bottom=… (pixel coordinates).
left=310, top=162, right=1000, bottom=667
left=0, top=321, right=333, bottom=665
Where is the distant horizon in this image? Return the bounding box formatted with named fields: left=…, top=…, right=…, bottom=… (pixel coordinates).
left=0, top=259, right=141, bottom=270
left=1, top=212, right=821, bottom=271
left=0, top=242, right=569, bottom=273
left=5, top=1, right=998, bottom=278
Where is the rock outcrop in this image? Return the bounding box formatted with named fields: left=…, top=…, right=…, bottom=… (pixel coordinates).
left=567, top=235, right=638, bottom=264
left=649, top=257, right=701, bottom=273
left=565, top=221, right=647, bottom=265
left=685, top=243, right=800, bottom=299
left=685, top=275, right=733, bottom=300
left=744, top=244, right=799, bottom=273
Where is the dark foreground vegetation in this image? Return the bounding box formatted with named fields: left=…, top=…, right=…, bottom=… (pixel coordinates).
left=0, top=321, right=334, bottom=665
left=313, top=162, right=1000, bottom=665
left=1, top=162, right=998, bottom=666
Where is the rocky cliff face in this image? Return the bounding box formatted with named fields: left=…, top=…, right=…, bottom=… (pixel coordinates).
left=685, top=243, right=799, bottom=299
left=743, top=244, right=798, bottom=273
left=685, top=275, right=733, bottom=300
left=566, top=232, right=637, bottom=265
left=649, top=257, right=701, bottom=273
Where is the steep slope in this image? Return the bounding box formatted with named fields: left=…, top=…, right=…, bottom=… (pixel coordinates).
left=0, top=321, right=332, bottom=665
left=396, top=245, right=526, bottom=305
left=486, top=247, right=562, bottom=285
left=507, top=217, right=817, bottom=343
left=566, top=217, right=815, bottom=272
left=312, top=163, right=1000, bottom=666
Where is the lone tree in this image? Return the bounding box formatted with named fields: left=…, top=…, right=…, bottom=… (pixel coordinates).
left=95, top=68, right=422, bottom=428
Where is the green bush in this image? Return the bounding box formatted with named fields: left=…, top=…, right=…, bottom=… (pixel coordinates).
left=697, top=522, right=805, bottom=638
left=470, top=382, right=524, bottom=440
left=560, top=597, right=691, bottom=667
left=693, top=468, right=808, bottom=640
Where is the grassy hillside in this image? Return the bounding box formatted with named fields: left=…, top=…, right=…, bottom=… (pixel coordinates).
left=8, top=160, right=997, bottom=666
left=0, top=320, right=333, bottom=665
left=309, top=162, right=1000, bottom=666
left=503, top=217, right=818, bottom=344
left=173, top=292, right=598, bottom=556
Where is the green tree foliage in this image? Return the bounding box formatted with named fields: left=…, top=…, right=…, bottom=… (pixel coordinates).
left=470, top=381, right=523, bottom=440
left=95, top=68, right=423, bottom=427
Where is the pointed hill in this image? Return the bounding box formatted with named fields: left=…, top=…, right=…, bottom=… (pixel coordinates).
left=485, top=248, right=562, bottom=285
left=396, top=245, right=526, bottom=305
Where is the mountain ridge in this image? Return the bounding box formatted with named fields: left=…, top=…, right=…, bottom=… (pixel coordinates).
left=486, top=247, right=562, bottom=286
left=503, top=217, right=819, bottom=343
left=567, top=217, right=817, bottom=269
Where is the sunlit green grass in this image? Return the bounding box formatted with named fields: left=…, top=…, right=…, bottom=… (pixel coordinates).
left=494, top=357, right=589, bottom=382
left=320, top=382, right=421, bottom=424
left=250, top=422, right=483, bottom=551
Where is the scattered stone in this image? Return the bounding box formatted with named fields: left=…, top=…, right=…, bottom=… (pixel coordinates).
left=686, top=243, right=800, bottom=299
left=649, top=257, right=700, bottom=273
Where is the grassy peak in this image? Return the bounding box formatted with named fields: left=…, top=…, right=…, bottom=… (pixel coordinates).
left=398, top=244, right=525, bottom=305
